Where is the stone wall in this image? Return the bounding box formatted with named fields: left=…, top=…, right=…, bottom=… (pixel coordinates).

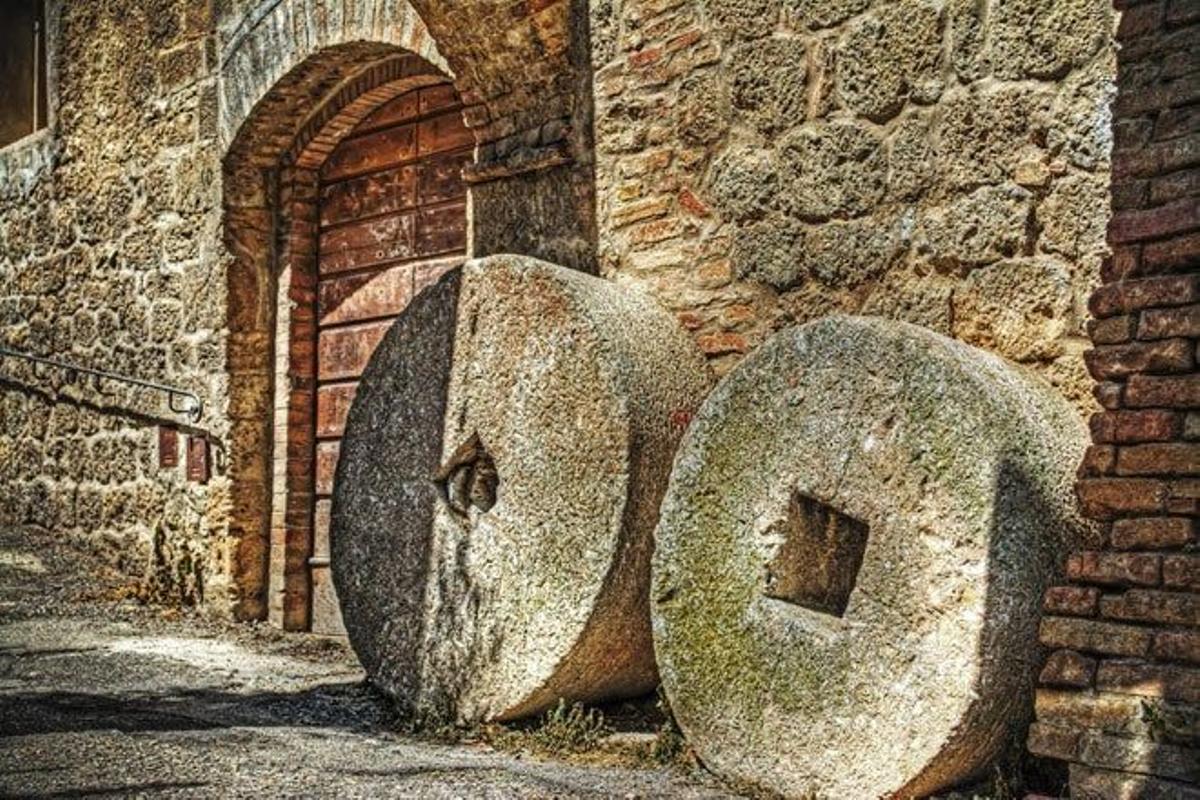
left=1027, top=0, right=1200, bottom=796
left=0, top=1, right=227, bottom=608
left=590, top=0, right=1116, bottom=409
left=1, top=0, right=1121, bottom=619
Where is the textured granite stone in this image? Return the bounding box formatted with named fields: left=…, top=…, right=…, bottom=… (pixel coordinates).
left=651, top=316, right=1100, bottom=799
left=333, top=255, right=711, bottom=724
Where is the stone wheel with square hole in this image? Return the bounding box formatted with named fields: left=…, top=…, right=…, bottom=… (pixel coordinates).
left=650, top=315, right=1099, bottom=800
left=331, top=255, right=712, bottom=724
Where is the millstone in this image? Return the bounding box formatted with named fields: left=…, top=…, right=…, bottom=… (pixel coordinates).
left=651, top=315, right=1098, bottom=800
left=332, top=254, right=712, bottom=724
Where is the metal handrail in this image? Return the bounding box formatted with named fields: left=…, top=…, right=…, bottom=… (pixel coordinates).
left=0, top=346, right=203, bottom=422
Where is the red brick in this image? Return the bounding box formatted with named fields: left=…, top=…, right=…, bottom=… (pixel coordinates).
left=1154, top=629, right=1200, bottom=663
left=1079, top=445, right=1117, bottom=477
left=1151, top=167, right=1200, bottom=205
left=1106, top=245, right=1142, bottom=281
left=1168, top=478, right=1200, bottom=514
left=1039, top=616, right=1153, bottom=656
left=1087, top=314, right=1137, bottom=344
left=1026, top=722, right=1081, bottom=762
left=1166, top=0, right=1200, bottom=25
left=1108, top=197, right=1200, bottom=244
left=1142, top=230, right=1200, bottom=274
left=1084, top=339, right=1193, bottom=379
left=1155, top=104, right=1200, bottom=142
left=1070, top=762, right=1200, bottom=800
left=1100, top=588, right=1199, bottom=626
left=1111, top=516, right=1197, bottom=549
left=1077, top=478, right=1168, bottom=518
left=1035, top=688, right=1154, bottom=735
left=696, top=331, right=747, bottom=355
left=1067, top=551, right=1162, bottom=586
left=1139, top=303, right=1200, bottom=339
left=1097, top=658, right=1200, bottom=702
left=1163, top=554, right=1200, bottom=591
left=1117, top=0, right=1164, bottom=37
left=1125, top=374, right=1200, bottom=408
left=1089, top=274, right=1200, bottom=317
left=1077, top=730, right=1200, bottom=784
left=1044, top=585, right=1101, bottom=616
left=1090, top=410, right=1181, bottom=443
left=1039, top=649, right=1098, bottom=688
left=1115, top=442, right=1200, bottom=476
left=1093, top=381, right=1125, bottom=410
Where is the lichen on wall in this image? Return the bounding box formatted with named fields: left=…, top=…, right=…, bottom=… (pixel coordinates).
left=591, top=0, right=1116, bottom=410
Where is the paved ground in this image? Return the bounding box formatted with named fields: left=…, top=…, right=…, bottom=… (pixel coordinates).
left=0, top=526, right=738, bottom=799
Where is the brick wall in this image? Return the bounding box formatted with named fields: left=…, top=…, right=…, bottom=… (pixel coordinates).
left=1027, top=1, right=1200, bottom=796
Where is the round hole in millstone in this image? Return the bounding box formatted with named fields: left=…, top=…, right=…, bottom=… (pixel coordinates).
left=651, top=315, right=1100, bottom=800
left=332, top=255, right=712, bottom=724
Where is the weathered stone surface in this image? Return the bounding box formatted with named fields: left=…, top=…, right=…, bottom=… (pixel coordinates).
left=784, top=0, right=869, bottom=29
left=730, top=39, right=808, bottom=133
left=990, top=0, right=1111, bottom=81
left=651, top=316, right=1096, bottom=799
left=333, top=255, right=711, bottom=723
left=952, top=257, right=1074, bottom=362
left=836, top=0, right=943, bottom=122
left=916, top=184, right=1032, bottom=269
left=779, top=121, right=886, bottom=220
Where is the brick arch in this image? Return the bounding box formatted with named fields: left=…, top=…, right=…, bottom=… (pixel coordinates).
left=219, top=0, right=597, bottom=271
left=219, top=0, right=597, bottom=624
left=222, top=47, right=456, bottom=623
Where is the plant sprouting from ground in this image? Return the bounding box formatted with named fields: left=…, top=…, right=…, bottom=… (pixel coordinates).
left=526, top=699, right=611, bottom=755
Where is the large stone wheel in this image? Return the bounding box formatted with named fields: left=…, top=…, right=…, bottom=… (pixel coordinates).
left=332, top=254, right=712, bottom=724
left=651, top=316, right=1098, bottom=799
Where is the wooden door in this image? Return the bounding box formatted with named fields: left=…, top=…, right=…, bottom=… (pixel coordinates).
left=309, top=82, right=471, bottom=635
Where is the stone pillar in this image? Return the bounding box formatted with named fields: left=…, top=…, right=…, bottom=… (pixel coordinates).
left=1027, top=1, right=1200, bottom=796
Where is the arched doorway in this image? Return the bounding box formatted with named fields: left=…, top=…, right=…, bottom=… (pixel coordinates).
left=307, top=78, right=471, bottom=634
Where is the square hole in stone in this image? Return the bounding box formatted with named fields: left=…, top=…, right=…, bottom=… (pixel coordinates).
left=763, top=492, right=869, bottom=617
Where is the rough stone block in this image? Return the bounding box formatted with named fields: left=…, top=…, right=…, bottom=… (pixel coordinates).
left=1111, top=516, right=1197, bottom=549
left=331, top=256, right=711, bottom=723
left=1163, top=554, right=1200, bottom=591
left=1090, top=410, right=1180, bottom=444
left=1040, top=649, right=1098, bottom=688
left=1041, top=616, right=1154, bottom=657
left=1115, top=443, right=1200, bottom=476
left=1044, top=585, right=1101, bottom=616
left=1067, top=551, right=1162, bottom=586
left=651, top=316, right=1096, bottom=799
left=1125, top=374, right=1200, bottom=408
left=1100, top=588, right=1200, bottom=626
left=1097, top=659, right=1200, bottom=703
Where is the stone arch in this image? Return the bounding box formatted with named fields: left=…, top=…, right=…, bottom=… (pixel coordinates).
left=219, top=0, right=597, bottom=623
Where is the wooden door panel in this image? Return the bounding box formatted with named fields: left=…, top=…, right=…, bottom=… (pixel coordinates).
left=355, top=91, right=423, bottom=135
left=319, top=165, right=418, bottom=227
left=317, top=320, right=392, bottom=381
left=415, top=202, right=468, bottom=258
left=419, top=150, right=473, bottom=205
left=318, top=213, right=416, bottom=274
left=316, top=382, right=358, bottom=439
left=418, top=110, right=474, bottom=156
left=321, top=124, right=418, bottom=182
left=318, top=264, right=415, bottom=326
left=307, top=79, right=469, bottom=634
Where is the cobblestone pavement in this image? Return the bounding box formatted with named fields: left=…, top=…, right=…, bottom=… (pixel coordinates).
left=0, top=526, right=738, bottom=799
